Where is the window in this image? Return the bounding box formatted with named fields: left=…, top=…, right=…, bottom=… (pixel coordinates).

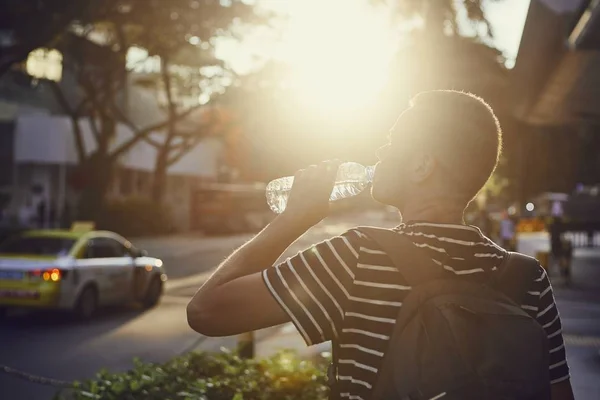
left=85, top=238, right=130, bottom=258
left=109, top=239, right=131, bottom=257
left=0, top=235, right=75, bottom=257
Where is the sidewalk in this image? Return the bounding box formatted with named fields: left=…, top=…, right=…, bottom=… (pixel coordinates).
left=133, top=210, right=397, bottom=261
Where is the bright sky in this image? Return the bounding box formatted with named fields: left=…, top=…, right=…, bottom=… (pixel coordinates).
left=219, top=0, right=531, bottom=67
left=484, top=0, right=531, bottom=67
left=215, top=0, right=532, bottom=111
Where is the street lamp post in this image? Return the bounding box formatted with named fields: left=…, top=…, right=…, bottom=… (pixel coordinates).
left=57, top=130, right=67, bottom=228
left=238, top=331, right=255, bottom=358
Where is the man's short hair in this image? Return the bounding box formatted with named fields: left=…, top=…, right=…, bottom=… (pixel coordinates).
left=404, top=90, right=502, bottom=201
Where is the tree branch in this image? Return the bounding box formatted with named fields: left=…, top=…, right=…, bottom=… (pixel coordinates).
left=111, top=106, right=163, bottom=149
left=166, top=121, right=220, bottom=167
left=109, top=104, right=203, bottom=161
left=48, top=80, right=75, bottom=115
left=48, top=81, right=86, bottom=162
left=168, top=139, right=191, bottom=154
left=75, top=98, right=90, bottom=115
left=143, top=135, right=164, bottom=149
left=87, top=115, right=102, bottom=144
left=78, top=73, right=109, bottom=121
left=167, top=136, right=202, bottom=166
left=161, top=54, right=179, bottom=146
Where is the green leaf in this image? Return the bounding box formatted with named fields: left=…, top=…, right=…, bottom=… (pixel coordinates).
left=62, top=350, right=328, bottom=400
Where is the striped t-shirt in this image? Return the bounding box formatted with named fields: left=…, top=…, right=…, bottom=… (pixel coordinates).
left=262, top=222, right=570, bottom=400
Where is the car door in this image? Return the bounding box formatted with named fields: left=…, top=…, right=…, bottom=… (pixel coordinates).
left=75, top=238, right=113, bottom=305
left=98, top=237, right=136, bottom=303
left=77, top=237, right=133, bottom=305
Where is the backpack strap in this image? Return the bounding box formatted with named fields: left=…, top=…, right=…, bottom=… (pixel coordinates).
left=494, top=251, right=541, bottom=305
left=359, top=227, right=541, bottom=304
left=357, top=226, right=446, bottom=286
left=329, top=226, right=434, bottom=400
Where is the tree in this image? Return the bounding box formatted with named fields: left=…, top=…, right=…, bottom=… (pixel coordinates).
left=111, top=0, right=260, bottom=202
left=47, top=33, right=198, bottom=221
left=41, top=0, right=262, bottom=218
left=389, top=0, right=497, bottom=38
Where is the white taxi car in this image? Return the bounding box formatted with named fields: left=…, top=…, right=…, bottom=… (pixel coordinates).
left=0, top=228, right=167, bottom=320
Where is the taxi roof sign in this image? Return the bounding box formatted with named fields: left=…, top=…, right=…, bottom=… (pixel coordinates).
left=71, top=221, right=96, bottom=233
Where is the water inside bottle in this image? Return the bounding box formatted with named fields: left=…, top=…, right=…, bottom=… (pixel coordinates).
left=265, top=176, right=295, bottom=214
left=329, top=179, right=370, bottom=201
left=265, top=163, right=374, bottom=214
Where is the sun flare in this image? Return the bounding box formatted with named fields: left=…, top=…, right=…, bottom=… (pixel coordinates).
left=276, top=0, right=397, bottom=113
left=217, top=0, right=398, bottom=114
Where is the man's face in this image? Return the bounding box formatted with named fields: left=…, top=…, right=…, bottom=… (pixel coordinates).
left=371, top=110, right=415, bottom=209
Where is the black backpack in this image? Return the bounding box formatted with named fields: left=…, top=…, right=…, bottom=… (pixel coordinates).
left=328, top=227, right=551, bottom=400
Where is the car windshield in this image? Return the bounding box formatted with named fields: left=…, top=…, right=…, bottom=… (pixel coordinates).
left=0, top=235, right=76, bottom=257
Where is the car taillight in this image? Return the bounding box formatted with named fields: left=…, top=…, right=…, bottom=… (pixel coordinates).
left=28, top=268, right=66, bottom=282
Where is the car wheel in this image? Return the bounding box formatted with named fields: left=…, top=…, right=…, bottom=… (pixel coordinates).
left=143, top=277, right=163, bottom=309
left=74, top=286, right=98, bottom=321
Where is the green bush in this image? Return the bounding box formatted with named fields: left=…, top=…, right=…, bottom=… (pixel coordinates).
left=57, top=350, right=330, bottom=400
left=98, top=197, right=174, bottom=237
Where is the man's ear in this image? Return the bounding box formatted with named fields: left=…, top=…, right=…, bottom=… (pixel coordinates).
left=410, top=152, right=435, bottom=183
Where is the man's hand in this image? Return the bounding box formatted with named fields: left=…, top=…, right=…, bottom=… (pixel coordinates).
left=282, top=160, right=341, bottom=229
left=187, top=160, right=341, bottom=336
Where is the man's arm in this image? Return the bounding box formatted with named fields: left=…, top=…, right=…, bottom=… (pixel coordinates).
left=531, top=267, right=574, bottom=400
left=186, top=214, right=309, bottom=336
left=187, top=161, right=340, bottom=336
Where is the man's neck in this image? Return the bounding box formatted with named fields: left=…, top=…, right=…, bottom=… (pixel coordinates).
left=399, top=198, right=465, bottom=225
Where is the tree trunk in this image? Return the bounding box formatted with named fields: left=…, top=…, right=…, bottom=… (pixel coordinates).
left=151, top=55, right=177, bottom=205
left=152, top=146, right=170, bottom=203
left=76, top=117, right=117, bottom=223
left=76, top=152, right=114, bottom=223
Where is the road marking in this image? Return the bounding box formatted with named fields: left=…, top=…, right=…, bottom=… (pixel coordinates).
left=557, top=299, right=600, bottom=313
left=563, top=334, right=600, bottom=348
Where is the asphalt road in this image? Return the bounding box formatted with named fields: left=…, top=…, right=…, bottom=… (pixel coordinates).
left=1, top=216, right=599, bottom=400
left=0, top=213, right=390, bottom=400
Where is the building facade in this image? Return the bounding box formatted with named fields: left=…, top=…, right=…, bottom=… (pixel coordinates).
left=511, top=0, right=600, bottom=200
left=0, top=39, right=226, bottom=231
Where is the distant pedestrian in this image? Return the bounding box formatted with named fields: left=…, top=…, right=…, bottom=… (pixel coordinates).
left=187, top=91, right=573, bottom=399
left=500, top=211, right=516, bottom=250
left=550, top=216, right=564, bottom=264
left=551, top=216, right=573, bottom=280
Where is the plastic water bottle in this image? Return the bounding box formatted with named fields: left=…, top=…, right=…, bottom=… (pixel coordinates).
left=266, top=162, right=375, bottom=214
